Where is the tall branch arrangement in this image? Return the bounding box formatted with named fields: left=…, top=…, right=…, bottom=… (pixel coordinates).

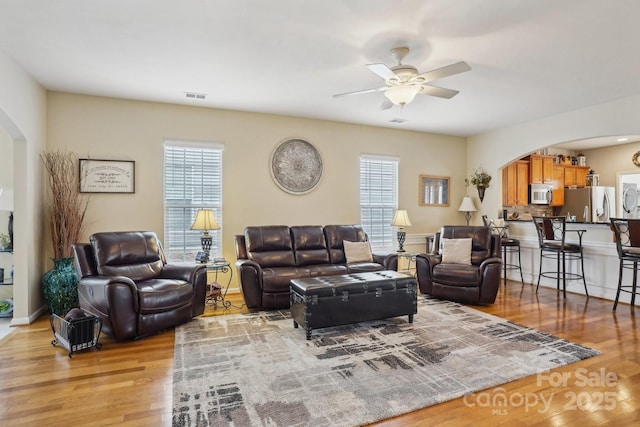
left=42, top=151, right=88, bottom=259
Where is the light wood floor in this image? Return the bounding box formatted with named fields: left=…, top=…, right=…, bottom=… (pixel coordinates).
left=0, top=283, right=638, bottom=426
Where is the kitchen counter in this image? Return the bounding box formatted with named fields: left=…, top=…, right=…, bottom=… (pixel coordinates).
left=497, top=220, right=618, bottom=302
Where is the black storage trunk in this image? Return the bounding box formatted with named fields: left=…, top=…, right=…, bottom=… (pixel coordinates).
left=50, top=309, right=102, bottom=357
left=290, top=270, right=417, bottom=339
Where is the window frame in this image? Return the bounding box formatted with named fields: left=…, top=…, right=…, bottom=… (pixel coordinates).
left=163, top=140, right=224, bottom=263
left=359, top=154, right=399, bottom=253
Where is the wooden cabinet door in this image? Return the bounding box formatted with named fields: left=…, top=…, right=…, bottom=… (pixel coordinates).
left=565, top=166, right=577, bottom=186
left=551, top=165, right=564, bottom=206
left=530, top=156, right=543, bottom=183
left=529, top=155, right=554, bottom=183
left=576, top=167, right=589, bottom=187
left=503, top=161, right=530, bottom=206
left=542, top=157, right=553, bottom=183
left=502, top=164, right=516, bottom=206
left=515, top=161, right=529, bottom=205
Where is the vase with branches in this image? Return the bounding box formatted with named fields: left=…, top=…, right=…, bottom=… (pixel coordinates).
left=41, top=151, right=88, bottom=315
left=467, top=168, right=492, bottom=202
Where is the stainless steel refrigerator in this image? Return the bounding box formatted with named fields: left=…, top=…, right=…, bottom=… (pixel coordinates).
left=557, top=186, right=616, bottom=223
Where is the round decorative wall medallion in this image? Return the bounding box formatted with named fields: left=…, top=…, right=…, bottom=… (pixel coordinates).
left=633, top=151, right=640, bottom=168
left=270, top=138, right=323, bottom=194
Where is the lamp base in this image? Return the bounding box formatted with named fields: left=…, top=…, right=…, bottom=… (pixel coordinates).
left=396, top=230, right=406, bottom=252
left=200, top=235, right=212, bottom=263
left=465, top=212, right=471, bottom=226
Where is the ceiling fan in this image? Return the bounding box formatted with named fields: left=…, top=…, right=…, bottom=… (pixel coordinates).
left=333, top=47, right=471, bottom=109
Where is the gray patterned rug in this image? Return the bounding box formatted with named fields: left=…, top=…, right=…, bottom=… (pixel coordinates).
left=172, top=296, right=599, bottom=427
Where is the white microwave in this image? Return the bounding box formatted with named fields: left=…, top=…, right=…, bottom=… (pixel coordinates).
left=529, top=184, right=553, bottom=205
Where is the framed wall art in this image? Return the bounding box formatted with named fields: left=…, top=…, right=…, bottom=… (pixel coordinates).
left=419, top=175, right=450, bottom=206
left=79, top=159, right=135, bottom=193
left=270, top=138, right=323, bottom=194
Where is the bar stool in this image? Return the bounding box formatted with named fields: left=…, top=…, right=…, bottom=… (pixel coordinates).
left=609, top=218, right=640, bottom=310
left=483, top=216, right=524, bottom=285
left=532, top=216, right=588, bottom=299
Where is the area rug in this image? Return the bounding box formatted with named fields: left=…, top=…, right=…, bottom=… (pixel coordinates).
left=172, top=296, right=599, bottom=427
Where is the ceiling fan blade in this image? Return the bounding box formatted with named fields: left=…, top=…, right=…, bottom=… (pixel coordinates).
left=333, top=87, right=387, bottom=98
left=419, top=85, right=460, bottom=99
left=366, top=63, right=397, bottom=81
left=417, top=61, right=471, bottom=82
left=380, top=98, right=393, bottom=110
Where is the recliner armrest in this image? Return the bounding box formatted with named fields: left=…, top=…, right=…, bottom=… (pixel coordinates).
left=161, top=263, right=206, bottom=282
left=235, top=259, right=264, bottom=309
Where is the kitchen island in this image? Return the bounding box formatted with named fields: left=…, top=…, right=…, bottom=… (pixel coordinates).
left=505, top=220, right=620, bottom=302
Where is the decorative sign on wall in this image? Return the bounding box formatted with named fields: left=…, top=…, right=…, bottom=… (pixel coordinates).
left=270, top=138, right=323, bottom=194
left=79, top=159, right=135, bottom=193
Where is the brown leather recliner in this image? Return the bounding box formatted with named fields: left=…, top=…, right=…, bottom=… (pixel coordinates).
left=415, top=225, right=502, bottom=305
left=72, top=231, right=207, bottom=340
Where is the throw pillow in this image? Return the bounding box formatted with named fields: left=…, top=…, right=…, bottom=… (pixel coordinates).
left=441, top=238, right=472, bottom=265
left=343, top=240, right=373, bottom=263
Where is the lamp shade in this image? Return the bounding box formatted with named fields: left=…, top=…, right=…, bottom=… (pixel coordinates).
left=384, top=85, right=421, bottom=106
left=391, top=209, right=412, bottom=227
left=190, top=209, right=220, bottom=231
left=458, top=196, right=477, bottom=212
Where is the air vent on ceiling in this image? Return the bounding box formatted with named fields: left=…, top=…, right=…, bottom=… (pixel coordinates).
left=389, top=118, right=407, bottom=123
left=185, top=92, right=207, bottom=100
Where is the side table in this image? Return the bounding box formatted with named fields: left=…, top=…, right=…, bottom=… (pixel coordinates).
left=205, top=262, right=233, bottom=309
left=397, top=252, right=418, bottom=276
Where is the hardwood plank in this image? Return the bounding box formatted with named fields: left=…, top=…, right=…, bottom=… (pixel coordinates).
left=0, top=285, right=638, bottom=426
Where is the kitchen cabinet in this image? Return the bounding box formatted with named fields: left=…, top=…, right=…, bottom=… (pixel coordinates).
left=564, top=166, right=590, bottom=188
left=551, top=165, right=564, bottom=206
left=502, top=160, right=529, bottom=206
left=529, top=154, right=554, bottom=184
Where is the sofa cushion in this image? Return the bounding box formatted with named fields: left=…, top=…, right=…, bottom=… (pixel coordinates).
left=432, top=263, right=480, bottom=287
left=343, top=240, right=373, bottom=263
left=245, top=225, right=296, bottom=267
left=291, top=225, right=331, bottom=266
left=441, top=238, right=472, bottom=265
left=136, top=279, right=194, bottom=314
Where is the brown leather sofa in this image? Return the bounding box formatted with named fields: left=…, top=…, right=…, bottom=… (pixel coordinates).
left=415, top=225, right=502, bottom=305
left=234, top=225, right=398, bottom=309
left=72, top=231, right=207, bottom=340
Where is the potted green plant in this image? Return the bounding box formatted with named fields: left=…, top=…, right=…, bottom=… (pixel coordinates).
left=469, top=168, right=492, bottom=202
left=41, top=151, right=88, bottom=315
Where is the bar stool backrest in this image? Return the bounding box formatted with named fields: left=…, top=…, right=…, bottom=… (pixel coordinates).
left=610, top=218, right=640, bottom=257
left=533, top=216, right=567, bottom=245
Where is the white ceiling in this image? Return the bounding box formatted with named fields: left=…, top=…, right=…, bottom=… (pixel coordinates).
left=2, top=0, right=640, bottom=142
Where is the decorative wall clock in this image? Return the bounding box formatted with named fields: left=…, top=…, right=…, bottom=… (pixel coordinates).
left=633, top=151, right=640, bottom=168
left=270, top=138, right=323, bottom=194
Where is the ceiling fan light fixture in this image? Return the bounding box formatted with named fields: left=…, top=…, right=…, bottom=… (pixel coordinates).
left=384, top=85, right=421, bottom=106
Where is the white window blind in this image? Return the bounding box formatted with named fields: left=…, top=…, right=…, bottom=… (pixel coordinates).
left=359, top=155, right=398, bottom=253
left=163, top=141, right=223, bottom=262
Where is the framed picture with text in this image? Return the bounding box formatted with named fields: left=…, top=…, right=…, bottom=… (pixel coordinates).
left=79, top=159, right=135, bottom=193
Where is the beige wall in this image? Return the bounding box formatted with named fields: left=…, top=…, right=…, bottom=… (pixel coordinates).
left=582, top=141, right=640, bottom=187
left=46, top=92, right=467, bottom=268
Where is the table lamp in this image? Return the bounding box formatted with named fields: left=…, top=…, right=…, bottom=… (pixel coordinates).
left=391, top=209, right=412, bottom=252
left=458, top=196, right=477, bottom=226
left=190, top=209, right=220, bottom=263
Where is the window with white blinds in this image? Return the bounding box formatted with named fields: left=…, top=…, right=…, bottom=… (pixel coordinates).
left=163, top=141, right=223, bottom=262
left=359, top=155, right=398, bottom=253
